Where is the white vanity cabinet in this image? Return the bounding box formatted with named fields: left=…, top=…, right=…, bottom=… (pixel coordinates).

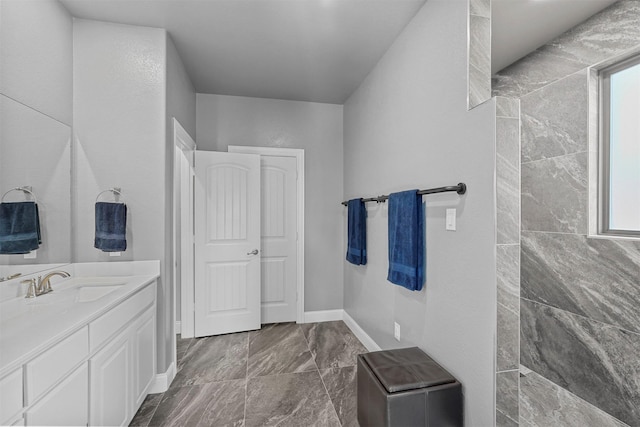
left=25, top=363, right=89, bottom=426
left=0, top=278, right=157, bottom=427
left=90, top=304, right=156, bottom=426
left=0, top=368, right=23, bottom=424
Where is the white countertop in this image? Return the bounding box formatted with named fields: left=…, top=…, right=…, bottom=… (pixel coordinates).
left=0, top=273, right=158, bottom=376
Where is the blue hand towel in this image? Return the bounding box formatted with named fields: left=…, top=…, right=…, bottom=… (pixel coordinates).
left=346, top=198, right=367, bottom=265
left=0, top=202, right=41, bottom=254
left=94, top=202, right=127, bottom=252
left=387, top=190, right=425, bottom=291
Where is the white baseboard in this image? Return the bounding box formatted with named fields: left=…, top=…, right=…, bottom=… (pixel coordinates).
left=175, top=320, right=182, bottom=334
left=303, top=309, right=344, bottom=323
left=304, top=309, right=381, bottom=352
left=342, top=311, right=382, bottom=352
left=148, top=361, right=176, bottom=394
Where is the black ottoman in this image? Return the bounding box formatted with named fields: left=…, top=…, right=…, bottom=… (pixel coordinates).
left=357, top=347, right=463, bottom=427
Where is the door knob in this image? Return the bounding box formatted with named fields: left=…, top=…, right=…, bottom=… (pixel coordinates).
left=247, top=249, right=259, bottom=256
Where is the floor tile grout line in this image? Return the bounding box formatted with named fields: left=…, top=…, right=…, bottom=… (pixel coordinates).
left=299, top=323, right=344, bottom=426
left=140, top=396, right=163, bottom=427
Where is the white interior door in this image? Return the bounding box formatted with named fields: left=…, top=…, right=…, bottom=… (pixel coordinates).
left=260, top=156, right=298, bottom=323
left=194, top=151, right=261, bottom=337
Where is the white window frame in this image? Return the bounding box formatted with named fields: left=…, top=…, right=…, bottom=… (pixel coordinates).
left=596, top=53, right=640, bottom=238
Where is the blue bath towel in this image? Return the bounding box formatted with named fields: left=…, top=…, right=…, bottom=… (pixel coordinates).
left=387, top=190, right=425, bottom=291
left=346, top=198, right=367, bottom=265
left=0, top=202, right=41, bottom=254
left=94, top=202, right=127, bottom=252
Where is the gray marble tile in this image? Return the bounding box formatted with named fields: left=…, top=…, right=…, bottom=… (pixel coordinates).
left=469, top=15, right=491, bottom=76
left=497, top=409, right=519, bottom=427
left=496, top=97, right=520, bottom=119
left=497, top=116, right=520, bottom=244
left=149, top=380, right=246, bottom=427
left=245, top=371, right=340, bottom=427
left=172, top=332, right=248, bottom=388
left=492, top=47, right=588, bottom=99
left=496, top=370, right=519, bottom=426
left=520, top=300, right=640, bottom=425
left=301, top=321, right=367, bottom=369
left=321, top=367, right=358, bottom=427
left=521, top=152, right=588, bottom=234
left=247, top=323, right=316, bottom=377
left=497, top=118, right=520, bottom=171
left=520, top=369, right=628, bottom=427
left=498, top=300, right=519, bottom=372
left=468, top=12, right=491, bottom=110
left=493, top=1, right=640, bottom=98
left=176, top=335, right=193, bottom=371
left=542, top=1, right=640, bottom=71
left=469, top=0, right=490, bottom=18
left=522, top=232, right=640, bottom=333
left=497, top=245, right=520, bottom=314
left=469, top=62, right=492, bottom=108
left=130, top=392, right=163, bottom=427
left=521, top=71, right=588, bottom=163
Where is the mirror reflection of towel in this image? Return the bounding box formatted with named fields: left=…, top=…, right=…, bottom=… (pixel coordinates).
left=387, top=190, right=425, bottom=291
left=0, top=201, right=41, bottom=254
left=94, top=202, right=127, bottom=252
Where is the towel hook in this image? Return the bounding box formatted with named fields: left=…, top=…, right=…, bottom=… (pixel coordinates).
left=1, top=186, right=38, bottom=204
left=96, top=187, right=124, bottom=203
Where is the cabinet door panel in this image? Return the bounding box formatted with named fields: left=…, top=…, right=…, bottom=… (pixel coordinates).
left=26, top=363, right=88, bottom=426
left=0, top=368, right=23, bottom=424
left=133, top=307, right=156, bottom=407
left=90, top=331, right=130, bottom=427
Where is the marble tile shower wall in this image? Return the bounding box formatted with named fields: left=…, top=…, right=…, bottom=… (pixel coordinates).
left=494, top=1, right=640, bottom=425
left=495, top=96, right=521, bottom=427
left=468, top=0, right=491, bottom=108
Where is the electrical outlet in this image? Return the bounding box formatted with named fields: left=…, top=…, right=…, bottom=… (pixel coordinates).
left=394, top=322, right=401, bottom=341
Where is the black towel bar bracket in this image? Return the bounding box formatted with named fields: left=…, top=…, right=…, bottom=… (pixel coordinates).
left=341, top=183, right=466, bottom=206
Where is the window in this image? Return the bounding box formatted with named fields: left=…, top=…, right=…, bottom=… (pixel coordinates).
left=599, top=54, right=640, bottom=237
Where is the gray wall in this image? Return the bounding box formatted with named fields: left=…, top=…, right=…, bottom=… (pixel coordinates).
left=73, top=19, right=172, bottom=371
left=0, top=0, right=72, bottom=267
left=343, top=0, right=497, bottom=424
left=494, top=1, right=640, bottom=425
left=196, top=94, right=344, bottom=312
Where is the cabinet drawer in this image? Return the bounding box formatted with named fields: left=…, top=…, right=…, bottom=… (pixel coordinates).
left=25, top=327, right=88, bottom=405
left=0, top=368, right=23, bottom=424
left=90, top=282, right=155, bottom=352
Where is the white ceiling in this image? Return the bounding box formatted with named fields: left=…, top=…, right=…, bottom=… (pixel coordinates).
left=492, top=0, right=619, bottom=73
left=59, top=0, right=620, bottom=103
left=60, top=0, right=427, bottom=104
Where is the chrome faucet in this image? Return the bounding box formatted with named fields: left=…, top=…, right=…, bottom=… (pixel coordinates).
left=22, top=271, right=70, bottom=298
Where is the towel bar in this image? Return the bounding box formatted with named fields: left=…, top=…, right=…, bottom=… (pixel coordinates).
left=341, top=183, right=466, bottom=206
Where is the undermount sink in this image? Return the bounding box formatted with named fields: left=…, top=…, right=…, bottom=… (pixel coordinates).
left=73, top=284, right=124, bottom=302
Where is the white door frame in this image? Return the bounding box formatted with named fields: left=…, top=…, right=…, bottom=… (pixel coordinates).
left=228, top=146, right=305, bottom=324
left=173, top=118, right=196, bottom=340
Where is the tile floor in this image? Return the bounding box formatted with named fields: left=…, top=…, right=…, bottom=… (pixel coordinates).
left=130, top=321, right=367, bottom=427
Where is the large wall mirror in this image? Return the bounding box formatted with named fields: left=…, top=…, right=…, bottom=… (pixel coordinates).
left=0, top=96, right=72, bottom=279
left=0, top=0, right=73, bottom=281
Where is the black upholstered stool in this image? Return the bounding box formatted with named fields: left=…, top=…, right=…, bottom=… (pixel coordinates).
left=357, top=347, right=463, bottom=427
